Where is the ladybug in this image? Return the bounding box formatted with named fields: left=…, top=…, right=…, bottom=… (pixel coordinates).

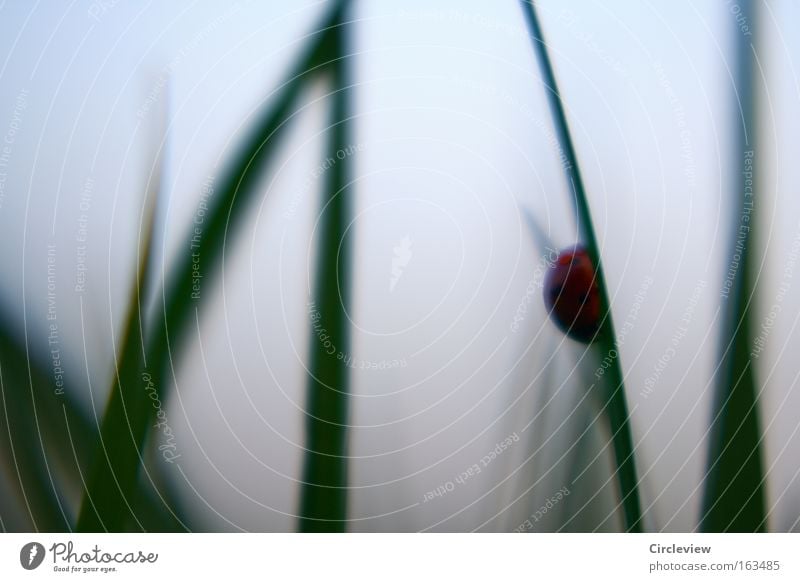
left=543, top=245, right=602, bottom=343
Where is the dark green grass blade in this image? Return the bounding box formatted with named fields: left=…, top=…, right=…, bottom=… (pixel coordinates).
left=701, top=0, right=766, bottom=532
left=76, top=1, right=347, bottom=532
left=519, top=0, right=642, bottom=532
left=0, top=313, right=95, bottom=531
left=299, top=5, right=353, bottom=532
left=127, top=480, right=187, bottom=532
left=76, top=153, right=163, bottom=532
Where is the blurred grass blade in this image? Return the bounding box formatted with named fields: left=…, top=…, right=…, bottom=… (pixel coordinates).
left=128, top=482, right=187, bottom=532
left=76, top=137, right=165, bottom=532
left=0, top=354, right=66, bottom=531
left=519, top=0, right=642, bottom=531
left=701, top=0, right=766, bottom=532
left=521, top=206, right=556, bottom=252
left=299, top=3, right=353, bottom=532
left=76, top=1, right=348, bottom=531
left=0, top=313, right=96, bottom=531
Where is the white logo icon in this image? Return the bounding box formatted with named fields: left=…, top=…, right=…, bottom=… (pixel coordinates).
left=390, top=236, right=413, bottom=292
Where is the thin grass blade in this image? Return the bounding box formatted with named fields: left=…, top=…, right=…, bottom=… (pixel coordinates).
left=76, top=139, right=165, bottom=532
left=75, top=1, right=348, bottom=532
left=519, top=0, right=643, bottom=531
left=701, top=0, right=766, bottom=533
left=0, top=313, right=96, bottom=531
left=299, top=2, right=353, bottom=532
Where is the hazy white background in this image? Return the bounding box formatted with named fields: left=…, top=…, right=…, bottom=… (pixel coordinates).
left=0, top=0, right=798, bottom=531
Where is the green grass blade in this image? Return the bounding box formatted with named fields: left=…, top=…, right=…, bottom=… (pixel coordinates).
left=76, top=150, right=163, bottom=532
left=701, top=0, right=766, bottom=532
left=299, top=4, right=353, bottom=532
left=519, top=0, right=643, bottom=532
left=0, top=303, right=97, bottom=532
left=75, top=1, right=347, bottom=532
left=0, top=315, right=92, bottom=531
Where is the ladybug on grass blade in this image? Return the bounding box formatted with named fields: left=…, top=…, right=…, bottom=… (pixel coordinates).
left=543, top=245, right=602, bottom=343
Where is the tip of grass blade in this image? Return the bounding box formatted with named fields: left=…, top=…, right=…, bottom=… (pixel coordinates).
left=76, top=103, right=173, bottom=532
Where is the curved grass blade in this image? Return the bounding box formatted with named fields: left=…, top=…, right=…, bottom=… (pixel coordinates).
left=0, top=313, right=92, bottom=531
left=518, top=0, right=643, bottom=532
left=299, top=3, right=353, bottom=532
left=701, top=0, right=766, bottom=532
left=76, top=1, right=349, bottom=532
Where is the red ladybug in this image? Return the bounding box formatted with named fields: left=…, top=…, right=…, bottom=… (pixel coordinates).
left=543, top=245, right=602, bottom=343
